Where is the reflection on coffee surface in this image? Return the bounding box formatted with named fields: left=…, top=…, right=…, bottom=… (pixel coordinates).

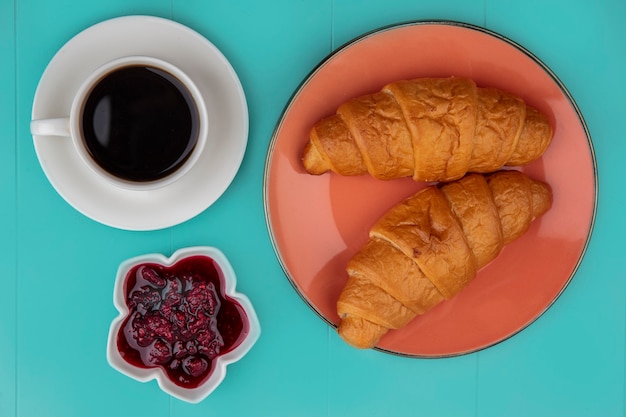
left=81, top=65, right=199, bottom=182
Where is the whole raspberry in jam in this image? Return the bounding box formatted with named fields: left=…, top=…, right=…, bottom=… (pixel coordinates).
left=145, top=339, right=172, bottom=366
left=117, top=256, right=247, bottom=389
left=140, top=266, right=166, bottom=288
left=182, top=356, right=209, bottom=378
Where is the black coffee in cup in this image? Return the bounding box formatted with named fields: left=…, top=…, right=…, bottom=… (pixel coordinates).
left=81, top=65, right=199, bottom=183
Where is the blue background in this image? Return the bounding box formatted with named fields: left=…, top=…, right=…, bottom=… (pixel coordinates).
left=1, top=0, right=625, bottom=416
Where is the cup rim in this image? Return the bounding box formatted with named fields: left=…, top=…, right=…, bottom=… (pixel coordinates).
left=69, top=55, right=209, bottom=192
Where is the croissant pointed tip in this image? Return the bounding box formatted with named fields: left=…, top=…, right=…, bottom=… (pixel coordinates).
left=338, top=316, right=387, bottom=350
left=530, top=179, right=553, bottom=219
left=302, top=142, right=330, bottom=175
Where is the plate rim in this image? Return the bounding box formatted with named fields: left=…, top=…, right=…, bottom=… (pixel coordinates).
left=263, top=19, right=598, bottom=357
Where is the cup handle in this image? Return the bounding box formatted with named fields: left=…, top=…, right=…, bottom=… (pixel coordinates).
left=30, top=117, right=71, bottom=137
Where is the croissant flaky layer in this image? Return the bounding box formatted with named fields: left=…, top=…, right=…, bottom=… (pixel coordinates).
left=336, top=170, right=552, bottom=349
left=302, top=77, right=553, bottom=182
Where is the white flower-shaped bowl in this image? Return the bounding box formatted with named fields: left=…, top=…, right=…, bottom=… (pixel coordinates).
left=107, top=246, right=261, bottom=403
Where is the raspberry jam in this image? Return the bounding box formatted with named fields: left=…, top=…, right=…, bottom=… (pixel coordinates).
left=117, top=255, right=249, bottom=389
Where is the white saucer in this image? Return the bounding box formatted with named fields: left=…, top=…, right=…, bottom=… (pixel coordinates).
left=31, top=16, right=248, bottom=231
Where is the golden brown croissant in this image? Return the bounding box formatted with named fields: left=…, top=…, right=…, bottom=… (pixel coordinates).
left=302, top=77, right=552, bottom=182
left=336, top=170, right=552, bottom=349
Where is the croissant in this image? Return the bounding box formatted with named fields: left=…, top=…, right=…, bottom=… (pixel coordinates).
left=302, top=77, right=553, bottom=182
left=336, top=170, right=552, bottom=349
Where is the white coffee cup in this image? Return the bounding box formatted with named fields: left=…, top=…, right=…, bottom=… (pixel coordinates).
left=30, top=56, right=208, bottom=191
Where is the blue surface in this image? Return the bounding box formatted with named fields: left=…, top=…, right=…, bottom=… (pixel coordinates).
left=2, top=0, right=625, bottom=416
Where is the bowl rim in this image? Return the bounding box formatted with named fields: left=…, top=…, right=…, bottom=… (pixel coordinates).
left=106, top=246, right=261, bottom=403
